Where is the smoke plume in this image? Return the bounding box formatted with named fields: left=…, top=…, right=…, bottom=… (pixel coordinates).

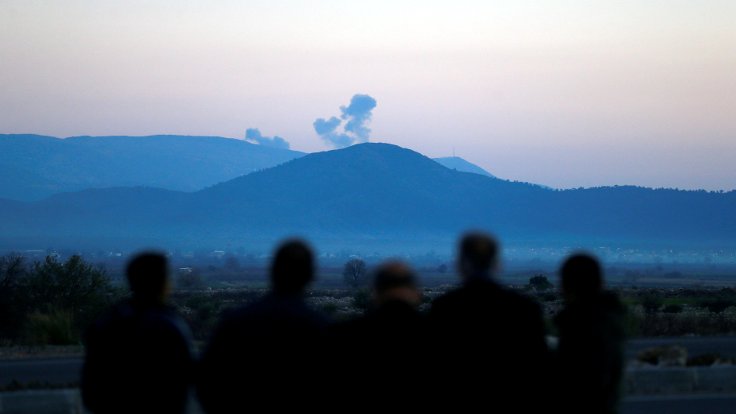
left=313, top=94, right=377, bottom=148
left=245, top=128, right=290, bottom=150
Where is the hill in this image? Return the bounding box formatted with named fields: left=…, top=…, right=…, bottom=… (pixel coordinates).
left=0, top=143, right=733, bottom=251
left=0, top=134, right=303, bottom=200
left=434, top=156, right=495, bottom=177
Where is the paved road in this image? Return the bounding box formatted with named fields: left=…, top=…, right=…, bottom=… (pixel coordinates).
left=621, top=394, right=736, bottom=414
left=0, top=358, right=82, bottom=386
left=0, top=389, right=734, bottom=414
left=3, top=336, right=736, bottom=386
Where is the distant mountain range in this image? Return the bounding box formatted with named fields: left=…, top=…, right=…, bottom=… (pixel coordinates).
left=0, top=134, right=304, bottom=200
left=0, top=142, right=733, bottom=251
left=0, top=134, right=493, bottom=200
left=433, top=156, right=495, bottom=177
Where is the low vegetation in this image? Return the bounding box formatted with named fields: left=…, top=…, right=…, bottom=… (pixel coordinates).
left=0, top=255, right=119, bottom=345
left=2, top=254, right=736, bottom=345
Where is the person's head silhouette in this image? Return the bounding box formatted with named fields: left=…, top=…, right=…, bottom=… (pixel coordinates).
left=271, top=239, right=315, bottom=295
left=126, top=252, right=170, bottom=305
left=560, top=253, right=603, bottom=303
left=373, top=261, right=421, bottom=307
left=457, top=232, right=499, bottom=281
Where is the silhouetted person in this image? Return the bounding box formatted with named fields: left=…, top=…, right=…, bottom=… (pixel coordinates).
left=81, top=253, right=194, bottom=414
left=331, top=261, right=428, bottom=408
left=554, top=254, right=625, bottom=414
left=197, top=239, right=328, bottom=413
left=429, top=232, right=549, bottom=410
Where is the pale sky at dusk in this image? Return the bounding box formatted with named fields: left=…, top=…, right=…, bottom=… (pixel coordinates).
left=1, top=1, right=734, bottom=190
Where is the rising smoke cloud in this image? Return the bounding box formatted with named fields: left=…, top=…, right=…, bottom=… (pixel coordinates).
left=313, top=94, right=377, bottom=148
left=245, top=128, right=291, bottom=150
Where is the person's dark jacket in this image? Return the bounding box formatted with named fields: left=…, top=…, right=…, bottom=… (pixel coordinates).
left=429, top=277, right=549, bottom=409
left=330, top=299, right=429, bottom=407
left=197, top=292, right=329, bottom=413
left=81, top=299, right=194, bottom=414
left=554, top=290, right=626, bottom=414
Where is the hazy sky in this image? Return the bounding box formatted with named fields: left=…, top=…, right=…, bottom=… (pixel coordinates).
left=2, top=1, right=734, bottom=190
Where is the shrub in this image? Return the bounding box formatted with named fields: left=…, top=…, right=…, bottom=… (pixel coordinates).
left=0, top=255, right=27, bottom=340
left=351, top=288, right=371, bottom=311
left=528, top=275, right=552, bottom=292
left=318, top=302, right=340, bottom=316
left=640, top=293, right=662, bottom=314
left=541, top=292, right=558, bottom=302
left=22, top=255, right=117, bottom=342
left=662, top=304, right=684, bottom=314
left=700, top=299, right=735, bottom=314
left=687, top=353, right=723, bottom=366
left=25, top=310, right=76, bottom=345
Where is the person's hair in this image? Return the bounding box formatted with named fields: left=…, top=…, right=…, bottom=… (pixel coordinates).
left=126, top=252, right=168, bottom=302
left=560, top=253, right=603, bottom=298
left=373, top=261, right=417, bottom=295
left=271, top=239, right=314, bottom=294
left=459, top=232, right=499, bottom=277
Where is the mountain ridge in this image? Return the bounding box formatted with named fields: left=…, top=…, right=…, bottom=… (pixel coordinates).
left=434, top=156, right=496, bottom=178
left=0, top=142, right=733, bottom=251
left=0, top=134, right=504, bottom=200
left=0, top=134, right=304, bottom=200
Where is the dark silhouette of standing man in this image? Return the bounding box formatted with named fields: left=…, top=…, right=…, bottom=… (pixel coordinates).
left=197, top=239, right=328, bottom=413
left=331, top=261, right=428, bottom=408
left=81, top=252, right=194, bottom=414
left=555, top=253, right=625, bottom=414
left=429, top=232, right=549, bottom=410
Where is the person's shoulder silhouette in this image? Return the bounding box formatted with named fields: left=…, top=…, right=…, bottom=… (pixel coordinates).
left=330, top=261, right=428, bottom=410
left=429, top=232, right=548, bottom=409
left=431, top=232, right=544, bottom=337
left=197, top=239, right=328, bottom=413
left=335, top=261, right=424, bottom=339
left=554, top=253, right=625, bottom=414
left=81, top=252, right=194, bottom=414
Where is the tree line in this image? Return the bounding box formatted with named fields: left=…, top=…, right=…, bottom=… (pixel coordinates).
left=0, top=255, right=117, bottom=345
